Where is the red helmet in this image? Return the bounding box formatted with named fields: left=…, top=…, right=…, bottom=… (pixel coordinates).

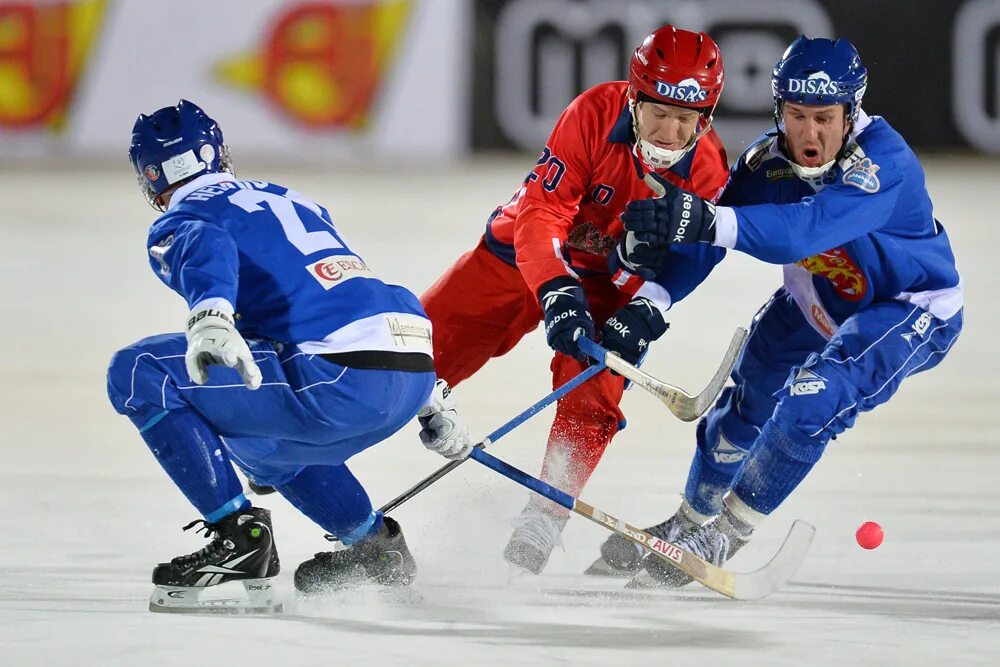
left=629, top=26, right=724, bottom=116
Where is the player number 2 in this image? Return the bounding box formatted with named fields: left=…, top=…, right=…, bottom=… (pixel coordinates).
left=228, top=189, right=344, bottom=255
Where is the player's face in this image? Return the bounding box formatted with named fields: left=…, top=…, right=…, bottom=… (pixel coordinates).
left=636, top=102, right=701, bottom=150
left=781, top=102, right=849, bottom=168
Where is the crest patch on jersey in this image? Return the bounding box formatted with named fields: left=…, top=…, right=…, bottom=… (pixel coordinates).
left=842, top=157, right=880, bottom=193
left=796, top=247, right=868, bottom=302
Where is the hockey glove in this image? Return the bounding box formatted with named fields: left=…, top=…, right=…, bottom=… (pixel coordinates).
left=601, top=297, right=669, bottom=367
left=621, top=172, right=717, bottom=255
left=538, top=275, right=595, bottom=362
left=185, top=308, right=263, bottom=390
left=418, top=379, right=472, bottom=460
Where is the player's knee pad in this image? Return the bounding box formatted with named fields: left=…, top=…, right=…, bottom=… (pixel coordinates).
left=106, top=337, right=183, bottom=420
left=771, top=354, right=858, bottom=452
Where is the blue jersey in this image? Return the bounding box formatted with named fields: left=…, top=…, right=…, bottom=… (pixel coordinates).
left=716, top=112, right=963, bottom=338
left=146, top=173, right=432, bottom=356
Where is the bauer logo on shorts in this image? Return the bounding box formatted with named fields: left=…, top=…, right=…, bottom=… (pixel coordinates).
left=842, top=157, right=881, bottom=193
left=307, top=254, right=373, bottom=289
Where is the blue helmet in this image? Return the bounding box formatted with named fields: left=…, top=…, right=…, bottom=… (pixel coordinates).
left=771, top=36, right=868, bottom=124
left=129, top=100, right=232, bottom=210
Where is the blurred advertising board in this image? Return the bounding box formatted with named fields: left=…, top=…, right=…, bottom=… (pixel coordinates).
left=471, top=0, right=1000, bottom=154
left=0, top=0, right=469, bottom=160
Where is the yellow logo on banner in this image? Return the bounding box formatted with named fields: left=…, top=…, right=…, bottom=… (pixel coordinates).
left=0, top=1, right=106, bottom=129
left=216, top=1, right=411, bottom=129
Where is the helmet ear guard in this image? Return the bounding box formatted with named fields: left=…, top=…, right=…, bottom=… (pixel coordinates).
left=129, top=99, right=233, bottom=211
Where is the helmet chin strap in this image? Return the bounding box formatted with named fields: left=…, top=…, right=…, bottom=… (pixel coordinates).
left=788, top=158, right=836, bottom=180
left=629, top=98, right=711, bottom=170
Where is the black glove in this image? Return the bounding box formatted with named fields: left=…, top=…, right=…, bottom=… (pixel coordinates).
left=610, top=231, right=669, bottom=281
left=601, top=297, right=669, bottom=366
left=620, top=173, right=717, bottom=266
left=538, top=276, right=595, bottom=362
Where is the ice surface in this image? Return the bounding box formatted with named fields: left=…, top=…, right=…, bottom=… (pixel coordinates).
left=1, top=156, right=997, bottom=665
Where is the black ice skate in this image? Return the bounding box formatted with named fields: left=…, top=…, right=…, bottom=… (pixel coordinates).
left=294, top=516, right=416, bottom=594
left=628, top=508, right=752, bottom=589
left=584, top=508, right=699, bottom=576
left=149, top=506, right=281, bottom=614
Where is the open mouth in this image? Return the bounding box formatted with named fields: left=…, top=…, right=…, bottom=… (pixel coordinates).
left=800, top=147, right=822, bottom=165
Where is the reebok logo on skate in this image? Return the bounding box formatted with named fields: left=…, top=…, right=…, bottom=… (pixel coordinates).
left=790, top=368, right=826, bottom=396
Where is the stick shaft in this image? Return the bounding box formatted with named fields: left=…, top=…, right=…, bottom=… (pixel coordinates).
left=377, top=362, right=605, bottom=515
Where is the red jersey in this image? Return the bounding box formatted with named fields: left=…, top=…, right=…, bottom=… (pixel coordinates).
left=484, top=81, right=729, bottom=305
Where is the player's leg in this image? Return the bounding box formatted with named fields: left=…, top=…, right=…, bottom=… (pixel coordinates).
left=284, top=465, right=417, bottom=593
left=107, top=333, right=432, bottom=604
left=243, top=368, right=435, bottom=593
left=645, top=302, right=963, bottom=586
left=504, top=277, right=628, bottom=574
left=106, top=334, right=289, bottom=611
left=730, top=302, right=963, bottom=521
left=421, top=238, right=542, bottom=386
left=598, top=291, right=825, bottom=576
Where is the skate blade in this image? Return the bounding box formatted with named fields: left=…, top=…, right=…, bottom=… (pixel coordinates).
left=149, top=578, right=283, bottom=615
left=583, top=556, right=639, bottom=577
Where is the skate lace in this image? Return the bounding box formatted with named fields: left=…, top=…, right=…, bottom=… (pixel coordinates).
left=647, top=515, right=690, bottom=543
left=512, top=511, right=564, bottom=553
left=677, top=527, right=730, bottom=566
left=171, top=519, right=229, bottom=568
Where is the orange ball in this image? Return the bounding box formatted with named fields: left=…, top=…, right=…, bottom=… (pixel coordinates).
left=856, top=521, right=883, bottom=549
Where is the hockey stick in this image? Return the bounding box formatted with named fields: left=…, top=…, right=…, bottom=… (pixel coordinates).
left=376, top=361, right=607, bottom=516
left=470, top=447, right=815, bottom=600
left=577, top=326, right=747, bottom=422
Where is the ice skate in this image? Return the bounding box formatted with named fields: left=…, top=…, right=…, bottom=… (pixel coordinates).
left=628, top=508, right=751, bottom=589
left=584, top=508, right=699, bottom=576
left=149, top=507, right=281, bottom=614
left=503, top=505, right=569, bottom=575
left=294, top=516, right=416, bottom=594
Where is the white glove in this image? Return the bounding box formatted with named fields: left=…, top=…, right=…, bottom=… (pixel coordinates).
left=417, top=379, right=472, bottom=460
left=185, top=308, right=262, bottom=390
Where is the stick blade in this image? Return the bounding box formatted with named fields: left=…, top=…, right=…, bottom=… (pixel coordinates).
left=731, top=519, right=816, bottom=601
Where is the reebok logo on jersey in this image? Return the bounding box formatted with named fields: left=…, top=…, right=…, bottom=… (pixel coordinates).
left=308, top=254, right=372, bottom=289
left=542, top=286, right=577, bottom=309
left=790, top=368, right=827, bottom=396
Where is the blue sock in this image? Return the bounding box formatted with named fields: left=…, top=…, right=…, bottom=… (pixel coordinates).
left=132, top=408, right=248, bottom=522
left=731, top=420, right=825, bottom=515
left=683, top=420, right=740, bottom=516
left=277, top=465, right=380, bottom=544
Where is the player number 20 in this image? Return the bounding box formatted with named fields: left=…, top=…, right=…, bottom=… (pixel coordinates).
left=527, top=146, right=566, bottom=192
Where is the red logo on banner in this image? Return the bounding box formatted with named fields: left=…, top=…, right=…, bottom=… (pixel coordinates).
left=0, top=1, right=106, bottom=129
left=216, top=1, right=412, bottom=129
